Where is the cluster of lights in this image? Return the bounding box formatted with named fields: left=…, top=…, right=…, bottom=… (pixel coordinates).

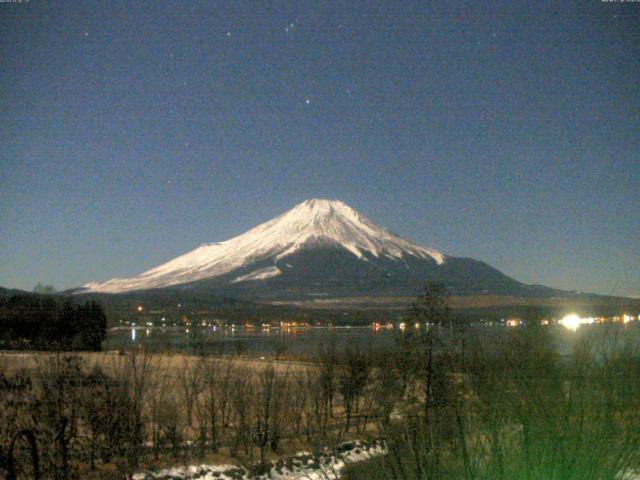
left=279, top=321, right=313, bottom=328
left=122, top=310, right=639, bottom=339
left=372, top=322, right=394, bottom=331
left=559, top=313, right=638, bottom=331
left=622, top=314, right=635, bottom=324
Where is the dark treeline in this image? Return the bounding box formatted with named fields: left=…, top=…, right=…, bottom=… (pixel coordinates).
left=0, top=294, right=107, bottom=351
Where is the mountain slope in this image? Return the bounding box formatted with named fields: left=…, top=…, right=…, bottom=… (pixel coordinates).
left=81, top=198, right=555, bottom=299
left=82, top=199, right=445, bottom=293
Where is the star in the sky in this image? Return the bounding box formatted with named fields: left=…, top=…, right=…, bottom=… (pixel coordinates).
left=84, top=31, right=89, bottom=37
left=305, top=98, right=311, bottom=105
left=226, top=31, right=232, bottom=37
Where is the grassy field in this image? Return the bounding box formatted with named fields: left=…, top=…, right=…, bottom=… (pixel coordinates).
left=0, top=347, right=376, bottom=479
left=0, top=350, right=314, bottom=376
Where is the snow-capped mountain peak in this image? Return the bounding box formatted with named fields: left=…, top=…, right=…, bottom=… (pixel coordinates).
left=263, top=199, right=444, bottom=262
left=82, top=199, right=445, bottom=293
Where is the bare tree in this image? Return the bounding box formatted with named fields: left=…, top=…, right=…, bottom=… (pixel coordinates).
left=411, top=282, right=450, bottom=425
left=180, top=360, right=203, bottom=428
left=338, top=346, right=370, bottom=432
left=229, top=368, right=252, bottom=458
left=317, top=340, right=337, bottom=427
left=252, top=364, right=290, bottom=471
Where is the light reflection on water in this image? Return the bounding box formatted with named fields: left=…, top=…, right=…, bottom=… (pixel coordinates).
left=106, top=322, right=640, bottom=357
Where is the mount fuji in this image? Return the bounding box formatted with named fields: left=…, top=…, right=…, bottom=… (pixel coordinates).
left=80, top=199, right=555, bottom=299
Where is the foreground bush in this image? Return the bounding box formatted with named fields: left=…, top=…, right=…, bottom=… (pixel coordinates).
left=348, top=323, right=640, bottom=480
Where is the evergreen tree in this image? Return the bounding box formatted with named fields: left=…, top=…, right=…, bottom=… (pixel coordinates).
left=33, top=282, right=56, bottom=294
left=0, top=296, right=108, bottom=351
left=84, top=301, right=108, bottom=351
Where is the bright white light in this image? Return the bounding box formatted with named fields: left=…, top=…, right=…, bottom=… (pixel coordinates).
left=560, top=314, right=582, bottom=331
left=559, top=314, right=594, bottom=331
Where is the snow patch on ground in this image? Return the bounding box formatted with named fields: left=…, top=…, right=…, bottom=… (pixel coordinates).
left=132, top=439, right=386, bottom=480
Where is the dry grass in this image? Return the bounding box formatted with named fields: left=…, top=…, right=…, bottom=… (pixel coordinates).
left=0, top=349, right=357, bottom=478
left=0, top=350, right=314, bottom=376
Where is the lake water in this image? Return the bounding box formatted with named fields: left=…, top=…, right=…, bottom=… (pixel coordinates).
left=104, top=321, right=640, bottom=357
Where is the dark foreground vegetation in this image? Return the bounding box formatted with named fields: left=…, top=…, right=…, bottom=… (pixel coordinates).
left=346, top=326, right=640, bottom=480
left=1, top=285, right=640, bottom=479
left=0, top=294, right=107, bottom=351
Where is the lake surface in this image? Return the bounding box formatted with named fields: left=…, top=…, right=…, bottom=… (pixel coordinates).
left=104, top=321, right=640, bottom=357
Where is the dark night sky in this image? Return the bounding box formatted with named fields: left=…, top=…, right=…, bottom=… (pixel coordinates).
left=1, top=0, right=638, bottom=296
